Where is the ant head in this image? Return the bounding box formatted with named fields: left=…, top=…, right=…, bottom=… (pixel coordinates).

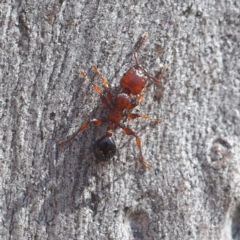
left=120, top=67, right=148, bottom=95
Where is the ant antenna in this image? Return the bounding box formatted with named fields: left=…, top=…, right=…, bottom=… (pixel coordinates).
left=144, top=63, right=168, bottom=84
left=135, top=32, right=149, bottom=54
left=133, top=32, right=148, bottom=68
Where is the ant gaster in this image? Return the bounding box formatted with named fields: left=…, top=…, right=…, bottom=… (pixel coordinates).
left=59, top=32, right=167, bottom=167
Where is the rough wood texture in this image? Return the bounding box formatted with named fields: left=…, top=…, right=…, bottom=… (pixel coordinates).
left=1, top=1, right=240, bottom=239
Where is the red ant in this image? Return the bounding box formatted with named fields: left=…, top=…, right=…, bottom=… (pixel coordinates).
left=59, top=32, right=167, bottom=167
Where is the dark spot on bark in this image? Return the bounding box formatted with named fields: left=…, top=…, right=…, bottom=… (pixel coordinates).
left=210, top=138, right=231, bottom=162
left=50, top=112, right=56, bottom=120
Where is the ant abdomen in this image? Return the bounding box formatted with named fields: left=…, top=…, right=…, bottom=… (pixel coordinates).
left=93, top=136, right=116, bottom=161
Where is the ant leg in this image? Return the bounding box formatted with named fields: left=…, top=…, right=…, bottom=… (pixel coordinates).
left=80, top=71, right=110, bottom=106
left=125, top=113, right=161, bottom=123
left=92, top=65, right=113, bottom=103
left=59, top=118, right=104, bottom=146
left=118, top=124, right=151, bottom=168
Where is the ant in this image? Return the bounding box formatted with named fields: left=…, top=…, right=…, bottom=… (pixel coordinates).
left=59, top=32, right=167, bottom=167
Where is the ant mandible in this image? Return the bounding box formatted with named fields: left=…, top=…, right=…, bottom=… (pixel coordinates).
left=59, top=32, right=167, bottom=167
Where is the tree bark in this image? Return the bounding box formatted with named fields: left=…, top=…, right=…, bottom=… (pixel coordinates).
left=1, top=1, right=240, bottom=239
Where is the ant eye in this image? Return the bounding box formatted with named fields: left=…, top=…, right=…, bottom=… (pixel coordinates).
left=93, top=136, right=116, bottom=161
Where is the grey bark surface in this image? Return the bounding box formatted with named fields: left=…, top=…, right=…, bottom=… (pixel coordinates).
left=1, top=1, right=240, bottom=239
